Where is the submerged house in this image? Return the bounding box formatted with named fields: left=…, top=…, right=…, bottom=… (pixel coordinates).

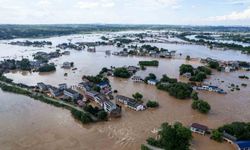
left=127, top=66, right=139, bottom=74
left=222, top=131, right=237, bottom=144
left=48, top=86, right=63, bottom=97
left=116, top=95, right=145, bottom=111
left=62, top=62, right=71, bottom=69
left=190, top=123, right=209, bottom=135
left=103, top=101, right=121, bottom=117
left=147, top=79, right=158, bottom=85
left=96, top=82, right=112, bottom=95
left=63, top=89, right=80, bottom=100
left=58, top=83, right=67, bottom=90
left=194, top=85, right=227, bottom=94
left=132, top=76, right=144, bottom=82
left=37, top=82, right=48, bottom=91
left=78, top=82, right=92, bottom=92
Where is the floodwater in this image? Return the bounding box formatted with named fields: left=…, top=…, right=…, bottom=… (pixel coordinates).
left=186, top=34, right=250, bottom=47
left=1, top=32, right=250, bottom=150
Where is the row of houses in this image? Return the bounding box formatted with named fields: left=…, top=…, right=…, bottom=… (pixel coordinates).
left=0, top=59, right=55, bottom=73
left=78, top=81, right=121, bottom=117
left=193, top=85, right=227, bottom=94
left=131, top=76, right=158, bottom=85
left=148, top=49, right=176, bottom=58
left=201, top=57, right=250, bottom=72
left=9, top=40, right=52, bottom=47
left=116, top=95, right=145, bottom=111
left=56, top=43, right=85, bottom=50
left=190, top=123, right=250, bottom=150
left=37, top=82, right=83, bottom=101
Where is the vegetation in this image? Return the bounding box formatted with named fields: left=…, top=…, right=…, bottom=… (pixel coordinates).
left=192, top=99, right=211, bottom=114
left=38, top=64, right=56, bottom=72
left=217, top=122, right=250, bottom=140
left=114, top=38, right=133, bottom=44
left=210, top=130, right=223, bottom=142
left=83, top=75, right=109, bottom=84
left=139, top=60, right=159, bottom=67
left=159, top=74, right=177, bottom=83
left=179, top=64, right=194, bottom=75
left=146, top=100, right=159, bottom=108
left=178, top=32, right=250, bottom=54
left=71, top=109, right=93, bottom=124
left=180, top=64, right=211, bottom=82
left=0, top=75, right=13, bottom=83
left=157, top=82, right=193, bottom=99
left=191, top=91, right=199, bottom=100
left=196, top=66, right=212, bottom=75
left=0, top=83, right=31, bottom=95
left=141, top=45, right=159, bottom=52
left=190, top=72, right=207, bottom=82
left=239, top=75, right=249, bottom=79
left=132, top=92, right=143, bottom=101
left=145, top=122, right=192, bottom=150
left=97, top=110, right=108, bottom=121
left=19, top=59, right=31, bottom=70
left=208, top=61, right=220, bottom=70
left=144, top=73, right=156, bottom=83
left=113, top=67, right=131, bottom=78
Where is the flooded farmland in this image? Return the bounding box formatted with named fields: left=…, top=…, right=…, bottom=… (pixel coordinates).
left=1, top=32, right=250, bottom=150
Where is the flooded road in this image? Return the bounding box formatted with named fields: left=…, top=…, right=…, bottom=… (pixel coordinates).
left=1, top=32, right=250, bottom=150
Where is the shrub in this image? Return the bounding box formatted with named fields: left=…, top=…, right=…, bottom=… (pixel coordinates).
left=191, top=91, right=199, bottom=100
left=139, top=60, right=159, bottom=67
left=146, top=100, right=159, bottom=108
left=38, top=64, right=56, bottom=72
left=97, top=110, right=108, bottom=121
left=192, top=99, right=211, bottom=114
left=179, top=64, right=194, bottom=75
left=210, top=130, right=223, bottom=142
left=113, top=67, right=131, bottom=78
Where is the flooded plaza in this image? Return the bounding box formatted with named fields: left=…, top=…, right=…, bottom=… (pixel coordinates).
left=0, top=32, right=250, bottom=150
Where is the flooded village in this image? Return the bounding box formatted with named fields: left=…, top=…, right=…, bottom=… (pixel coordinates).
left=0, top=29, right=250, bottom=150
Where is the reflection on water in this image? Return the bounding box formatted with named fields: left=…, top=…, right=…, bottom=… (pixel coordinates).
left=1, top=32, right=250, bottom=150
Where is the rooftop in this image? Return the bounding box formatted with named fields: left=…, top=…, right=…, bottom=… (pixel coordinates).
left=64, top=88, right=79, bottom=95
left=235, top=141, right=250, bottom=149
left=191, top=123, right=208, bottom=131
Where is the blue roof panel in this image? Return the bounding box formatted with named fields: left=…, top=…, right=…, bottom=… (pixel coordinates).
left=236, top=141, right=250, bottom=149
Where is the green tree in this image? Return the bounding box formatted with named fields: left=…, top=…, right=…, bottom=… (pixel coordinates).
left=132, top=92, right=143, bottom=101
left=190, top=72, right=207, bottom=82
left=208, top=61, right=219, bottom=69
left=97, top=110, right=108, bottom=121
left=20, top=58, right=31, bottom=70
left=166, top=82, right=193, bottom=99
left=146, top=100, right=159, bottom=108
left=192, top=99, right=211, bottom=114
left=38, top=64, right=56, bottom=72
left=211, top=130, right=223, bottom=142
left=191, top=91, right=199, bottom=100
left=179, top=64, right=194, bottom=75
left=217, top=122, right=250, bottom=140
left=197, top=66, right=212, bottom=75
left=145, top=73, right=156, bottom=83
left=113, top=67, right=131, bottom=78
left=158, top=122, right=192, bottom=150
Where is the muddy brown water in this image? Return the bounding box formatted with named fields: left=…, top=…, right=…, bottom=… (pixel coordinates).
left=1, top=33, right=250, bottom=150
